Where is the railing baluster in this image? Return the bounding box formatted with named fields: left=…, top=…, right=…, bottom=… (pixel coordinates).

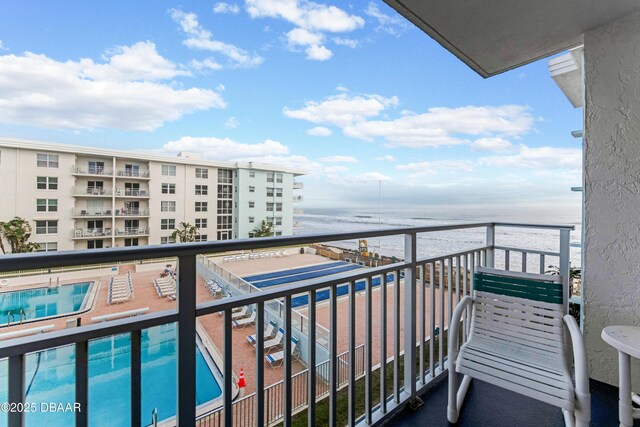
left=429, top=262, right=435, bottom=377
left=365, top=276, right=373, bottom=424
left=224, top=308, right=233, bottom=427
left=8, top=354, right=24, bottom=427
left=439, top=260, right=445, bottom=372
left=130, top=330, right=142, bottom=427
left=348, top=280, right=356, bottom=426
left=522, top=251, right=528, bottom=273
left=447, top=257, right=453, bottom=324
left=177, top=254, right=197, bottom=426
left=380, top=273, right=387, bottom=415
left=256, top=302, right=265, bottom=427
left=419, top=264, right=425, bottom=385
left=284, top=295, right=292, bottom=427
left=307, top=291, right=316, bottom=427
left=393, top=269, right=400, bottom=403
left=455, top=256, right=461, bottom=307
left=75, top=340, right=89, bottom=427
left=505, top=249, right=510, bottom=270
left=540, top=254, right=546, bottom=274
left=329, top=284, right=338, bottom=426
left=403, top=232, right=417, bottom=404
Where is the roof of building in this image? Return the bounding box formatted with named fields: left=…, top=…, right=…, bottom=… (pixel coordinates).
left=383, top=0, right=640, bottom=77
left=0, top=136, right=305, bottom=176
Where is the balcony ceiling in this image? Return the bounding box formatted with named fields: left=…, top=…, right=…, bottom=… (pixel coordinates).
left=383, top=0, right=640, bottom=77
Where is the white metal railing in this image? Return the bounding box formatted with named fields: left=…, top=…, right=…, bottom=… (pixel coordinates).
left=115, top=188, right=150, bottom=197
left=114, top=227, right=150, bottom=236
left=73, top=208, right=113, bottom=217
left=116, top=169, right=150, bottom=178
left=72, top=186, right=114, bottom=196
left=0, top=222, right=572, bottom=427
left=293, top=195, right=304, bottom=202
left=115, top=208, right=149, bottom=216
left=293, top=181, right=304, bottom=189
left=71, top=166, right=114, bottom=176
left=72, top=228, right=113, bottom=238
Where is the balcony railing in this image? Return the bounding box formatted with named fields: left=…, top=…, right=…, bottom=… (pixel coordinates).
left=71, top=166, right=114, bottom=176
left=293, top=181, right=304, bottom=189
left=72, top=228, right=112, bottom=239
left=72, top=208, right=113, bottom=217
left=115, top=188, right=150, bottom=197
left=72, top=186, right=114, bottom=196
left=116, top=169, right=150, bottom=179
left=0, top=222, right=571, bottom=427
left=115, top=208, right=149, bottom=217
left=293, top=195, right=304, bottom=202
left=114, top=227, right=150, bottom=236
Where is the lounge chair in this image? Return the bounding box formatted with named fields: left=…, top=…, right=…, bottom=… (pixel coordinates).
left=266, top=337, right=300, bottom=367
left=258, top=328, right=285, bottom=353
left=231, top=306, right=250, bottom=320
left=247, top=319, right=278, bottom=345
left=218, top=305, right=243, bottom=317
left=447, top=267, right=590, bottom=426
left=233, top=310, right=257, bottom=328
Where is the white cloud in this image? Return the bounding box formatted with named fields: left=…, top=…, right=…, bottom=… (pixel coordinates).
left=343, top=105, right=534, bottom=148
left=470, top=137, right=513, bottom=151
left=158, top=137, right=289, bottom=160
left=319, top=155, right=358, bottom=163
left=0, top=40, right=7, bottom=51
left=190, top=58, right=223, bottom=71
left=284, top=93, right=399, bottom=127
left=213, top=2, right=240, bottom=14
left=224, top=117, right=239, bottom=129
left=364, top=2, right=408, bottom=36
left=336, top=85, right=348, bottom=92
left=245, top=0, right=364, bottom=60
left=333, top=37, right=359, bottom=48
left=307, top=126, right=332, bottom=136
left=479, top=145, right=582, bottom=170
left=375, top=155, right=395, bottom=162
left=170, top=8, right=263, bottom=68
left=396, top=160, right=474, bottom=175
left=350, top=172, right=391, bottom=184
left=0, top=47, right=224, bottom=131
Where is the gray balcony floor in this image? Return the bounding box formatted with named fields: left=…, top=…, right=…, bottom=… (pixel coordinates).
left=387, top=375, right=638, bottom=427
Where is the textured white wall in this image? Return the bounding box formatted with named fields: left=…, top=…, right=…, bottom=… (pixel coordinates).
left=584, top=11, right=640, bottom=389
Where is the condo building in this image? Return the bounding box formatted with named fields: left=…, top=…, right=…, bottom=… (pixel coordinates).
left=0, top=137, right=304, bottom=252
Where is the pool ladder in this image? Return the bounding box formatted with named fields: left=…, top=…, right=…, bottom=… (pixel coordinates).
left=6, top=310, right=27, bottom=326
left=19, top=310, right=26, bottom=324
left=151, top=408, right=158, bottom=427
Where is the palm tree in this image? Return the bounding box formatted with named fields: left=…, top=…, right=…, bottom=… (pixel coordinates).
left=171, top=222, right=200, bottom=243
left=0, top=217, right=40, bottom=254
left=252, top=220, right=273, bottom=238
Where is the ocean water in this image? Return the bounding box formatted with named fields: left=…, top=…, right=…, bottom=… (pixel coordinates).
left=294, top=206, right=582, bottom=269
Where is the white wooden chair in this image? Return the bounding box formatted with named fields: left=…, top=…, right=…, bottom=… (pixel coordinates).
left=448, top=267, right=590, bottom=426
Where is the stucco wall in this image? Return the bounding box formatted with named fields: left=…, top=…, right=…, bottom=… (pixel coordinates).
left=584, top=11, right=640, bottom=389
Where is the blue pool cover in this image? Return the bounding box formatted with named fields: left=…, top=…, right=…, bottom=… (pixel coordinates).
left=243, top=261, right=346, bottom=282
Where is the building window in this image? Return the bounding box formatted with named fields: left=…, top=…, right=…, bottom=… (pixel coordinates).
left=37, top=153, right=59, bottom=168
left=276, top=173, right=283, bottom=183
left=87, top=240, right=104, bottom=249
left=271, top=217, right=282, bottom=226
left=195, top=201, right=208, bottom=212
left=196, top=168, right=208, bottom=178
left=161, top=164, right=176, bottom=176
left=267, top=187, right=282, bottom=197
left=217, top=184, right=233, bottom=199
left=267, top=172, right=274, bottom=183
left=218, top=231, right=231, bottom=240
left=36, top=220, right=58, bottom=234
left=249, top=171, right=255, bottom=178
left=249, top=186, right=255, bottom=193
left=248, top=216, right=255, bottom=223
left=37, top=177, right=58, bottom=190
left=217, top=200, right=232, bottom=214
left=266, top=202, right=274, bottom=211
left=195, top=235, right=208, bottom=242
left=37, top=242, right=57, bottom=252
left=249, top=201, right=255, bottom=208
left=161, top=183, right=176, bottom=194
left=275, top=188, right=283, bottom=197
left=161, top=219, right=175, bottom=230
left=218, top=169, right=233, bottom=184
left=124, top=238, right=139, bottom=247
left=195, top=185, right=208, bottom=195
left=88, top=161, right=105, bottom=174
left=161, top=236, right=176, bottom=244
left=217, top=216, right=232, bottom=229
left=276, top=203, right=283, bottom=212
left=275, top=231, right=282, bottom=236
left=161, top=201, right=176, bottom=212
left=195, top=218, right=207, bottom=229
left=37, top=199, right=58, bottom=212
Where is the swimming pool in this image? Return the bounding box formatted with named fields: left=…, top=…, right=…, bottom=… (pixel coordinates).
left=0, top=282, right=93, bottom=325
left=0, top=324, right=222, bottom=426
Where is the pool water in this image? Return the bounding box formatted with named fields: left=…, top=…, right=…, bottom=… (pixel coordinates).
left=0, top=282, right=92, bottom=325
left=0, top=324, right=222, bottom=426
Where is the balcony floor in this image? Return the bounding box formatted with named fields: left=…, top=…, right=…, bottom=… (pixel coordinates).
left=388, top=375, right=638, bottom=427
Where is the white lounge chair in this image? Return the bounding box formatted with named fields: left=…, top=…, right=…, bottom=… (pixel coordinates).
left=231, top=306, right=250, bottom=321
left=258, top=328, right=285, bottom=353
left=247, top=320, right=277, bottom=345
left=447, top=267, right=590, bottom=426
left=266, top=336, right=300, bottom=367
left=233, top=310, right=257, bottom=328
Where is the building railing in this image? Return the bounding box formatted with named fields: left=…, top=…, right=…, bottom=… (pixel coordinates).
left=116, top=169, right=150, bottom=178
left=72, top=186, right=114, bottom=196
left=71, top=166, right=114, bottom=176
left=293, top=181, right=304, bottom=189
left=114, top=227, right=150, bottom=237
left=115, top=188, right=150, bottom=197
left=73, top=208, right=114, bottom=217
left=72, top=228, right=113, bottom=238
left=115, top=208, right=149, bottom=217
left=0, top=222, right=572, bottom=427
left=293, top=195, right=304, bottom=202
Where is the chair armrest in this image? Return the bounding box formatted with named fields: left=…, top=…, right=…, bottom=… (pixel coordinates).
left=563, top=314, right=591, bottom=421
left=448, top=296, right=473, bottom=365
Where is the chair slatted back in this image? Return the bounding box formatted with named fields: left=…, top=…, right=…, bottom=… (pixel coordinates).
left=472, top=267, right=565, bottom=357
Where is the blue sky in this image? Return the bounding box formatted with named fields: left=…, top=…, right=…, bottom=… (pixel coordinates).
left=0, top=1, right=582, bottom=214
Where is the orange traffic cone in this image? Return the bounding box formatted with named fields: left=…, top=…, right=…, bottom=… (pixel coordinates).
left=237, top=368, right=246, bottom=389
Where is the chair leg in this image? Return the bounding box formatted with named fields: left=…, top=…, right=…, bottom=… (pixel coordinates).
left=448, top=370, right=471, bottom=423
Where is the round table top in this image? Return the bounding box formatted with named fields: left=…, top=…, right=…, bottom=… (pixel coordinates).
left=602, top=326, right=640, bottom=359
